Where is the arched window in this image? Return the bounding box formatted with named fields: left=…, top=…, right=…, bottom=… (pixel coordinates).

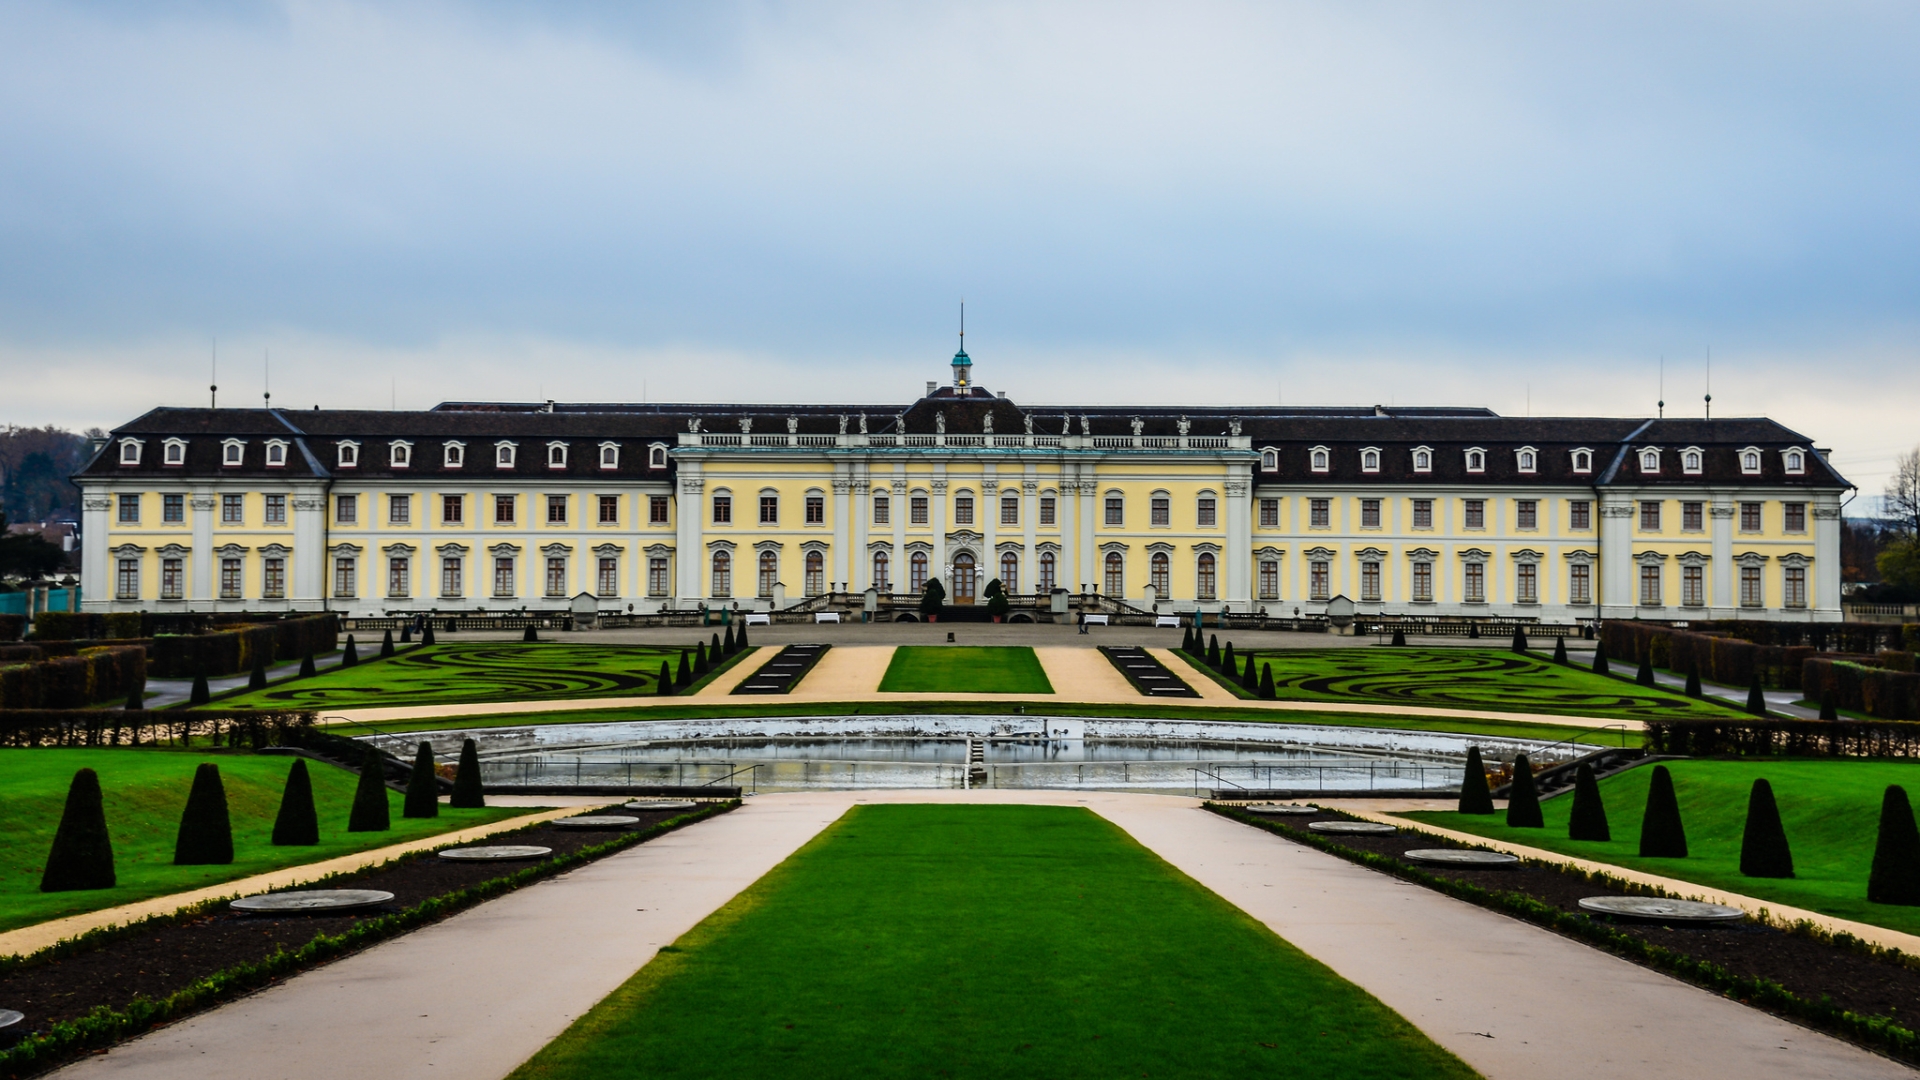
left=758, top=551, right=778, bottom=596
left=1038, top=551, right=1056, bottom=593
left=1150, top=552, right=1170, bottom=594
left=953, top=552, right=977, bottom=603
left=1360, top=449, right=1379, bottom=472
left=1413, top=449, right=1432, bottom=472
left=444, top=442, right=465, bottom=467
left=1310, top=448, right=1329, bottom=472
left=804, top=550, right=824, bottom=596
left=649, top=444, right=668, bottom=469
left=910, top=551, right=929, bottom=593
left=599, top=443, right=619, bottom=469
left=1196, top=553, right=1217, bottom=600
left=1001, top=552, right=1019, bottom=592
left=496, top=442, right=516, bottom=468
left=548, top=443, right=567, bottom=468
left=711, top=550, right=731, bottom=597
left=1785, top=451, right=1804, bottom=474
left=1683, top=450, right=1702, bottom=473
left=223, top=441, right=244, bottom=465
left=1465, top=450, right=1485, bottom=472
left=1517, top=450, right=1536, bottom=472
left=1103, top=552, right=1124, bottom=595
left=1641, top=450, right=1660, bottom=473
left=1261, top=448, right=1278, bottom=471
left=336, top=442, right=357, bottom=468
left=1571, top=450, right=1592, bottom=473
left=873, top=550, right=890, bottom=590
left=266, top=441, right=287, bottom=467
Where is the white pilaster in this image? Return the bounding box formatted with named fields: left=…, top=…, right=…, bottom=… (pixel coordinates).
left=81, top=491, right=111, bottom=610
left=676, top=471, right=704, bottom=603
left=292, top=487, right=327, bottom=609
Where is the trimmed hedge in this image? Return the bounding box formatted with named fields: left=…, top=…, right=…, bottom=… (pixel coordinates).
left=0, top=708, right=315, bottom=748
left=1802, top=657, right=1920, bottom=720
left=0, top=613, right=24, bottom=642
left=147, top=615, right=338, bottom=678
left=0, top=646, right=146, bottom=709
left=1647, top=717, right=1920, bottom=758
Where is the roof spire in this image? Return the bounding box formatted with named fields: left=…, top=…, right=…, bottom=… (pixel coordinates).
left=950, top=299, right=972, bottom=389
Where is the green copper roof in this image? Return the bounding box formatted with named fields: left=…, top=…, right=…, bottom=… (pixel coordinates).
left=951, top=347, right=972, bottom=366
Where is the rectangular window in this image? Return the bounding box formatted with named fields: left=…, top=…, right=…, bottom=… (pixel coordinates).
left=1196, top=497, right=1217, bottom=528
left=806, top=495, right=825, bottom=525
left=649, top=495, right=669, bottom=525
left=220, top=557, right=242, bottom=599
left=334, top=558, right=356, bottom=598
left=1570, top=501, right=1590, bottom=530
left=547, top=495, right=567, bottom=524
left=596, top=495, right=619, bottom=524
left=1741, top=502, right=1762, bottom=531
left=1361, top=560, right=1381, bottom=601
left=1784, top=503, right=1806, bottom=532
left=1516, top=500, right=1536, bottom=530
left=1259, top=498, right=1279, bottom=528
left=1310, top=560, right=1330, bottom=600
left=442, top=494, right=464, bottom=524
left=953, top=495, right=974, bottom=526
left=1001, top=496, right=1019, bottom=526
left=1105, top=496, right=1124, bottom=526
left=495, top=495, right=515, bottom=524
left=546, top=557, right=566, bottom=596
left=263, top=557, right=285, bottom=599
left=1413, top=499, right=1433, bottom=529
left=1785, top=566, right=1807, bottom=607
left=713, top=494, right=732, bottom=524
left=116, top=558, right=140, bottom=599
left=1516, top=562, right=1537, bottom=603
left=163, top=494, right=185, bottom=523
left=118, top=494, right=140, bottom=523
left=1683, top=564, right=1704, bottom=606
left=221, top=494, right=243, bottom=524
left=1258, top=560, right=1279, bottom=600
left=1361, top=499, right=1380, bottom=529
left=162, top=557, right=184, bottom=599
left=1640, top=501, right=1661, bottom=531
left=1741, top=565, right=1763, bottom=606
left=1310, top=499, right=1329, bottom=528
left=494, top=557, right=515, bottom=597
left=1465, top=562, right=1485, bottom=603
left=1464, top=499, right=1485, bottom=530
left=1412, top=560, right=1433, bottom=602
left=389, top=557, right=409, bottom=597
left=760, top=495, right=779, bottom=525
left=1151, top=497, right=1170, bottom=526
left=1039, top=496, right=1056, bottom=526
left=599, top=557, right=619, bottom=596
left=335, top=494, right=357, bottom=525
left=265, top=494, right=286, bottom=524
left=873, top=495, right=890, bottom=525
left=1641, top=564, right=1663, bottom=605
left=1682, top=501, right=1703, bottom=531
left=389, top=494, right=411, bottom=524
left=1569, top=563, right=1591, bottom=604
left=911, top=496, right=929, bottom=525
left=648, top=557, right=668, bottom=596
left=442, top=557, right=463, bottom=596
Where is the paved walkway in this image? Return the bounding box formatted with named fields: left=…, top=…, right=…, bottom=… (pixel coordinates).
left=55, top=791, right=1913, bottom=1080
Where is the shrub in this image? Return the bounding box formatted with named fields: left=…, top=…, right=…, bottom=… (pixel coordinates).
left=711, top=633, right=721, bottom=660
left=189, top=671, right=210, bottom=706
left=1746, top=678, right=1768, bottom=717
left=271, top=759, right=320, bottom=845
left=1552, top=637, right=1567, bottom=664
left=422, top=623, right=436, bottom=646
left=450, top=738, right=485, bottom=809
left=1820, top=689, right=1838, bottom=721
left=1685, top=664, right=1701, bottom=698
left=400, top=623, right=412, bottom=644
left=39, top=768, right=115, bottom=891
left=299, top=651, right=316, bottom=678
left=1220, top=641, right=1236, bottom=677
left=1467, top=622, right=1480, bottom=639
left=1457, top=746, right=1495, bottom=814
left=1182, top=626, right=1195, bottom=652
left=30, top=611, right=98, bottom=641
left=676, top=649, right=692, bottom=688
left=1869, top=786, right=1920, bottom=905
left=1505, top=753, right=1543, bottom=828
left=0, top=613, right=25, bottom=642
left=1638, top=764, right=1688, bottom=858
left=125, top=682, right=143, bottom=711
left=920, top=577, right=946, bottom=614
left=522, top=625, right=539, bottom=643
left=1391, top=629, right=1406, bottom=647
left=341, top=635, right=359, bottom=668
left=656, top=661, right=674, bottom=696
left=1511, top=626, right=1528, bottom=653
left=1241, top=653, right=1257, bottom=692
left=248, top=653, right=267, bottom=692
left=1635, top=655, right=1655, bottom=687
left=380, top=630, right=395, bottom=658
left=173, top=763, right=234, bottom=865
left=1567, top=762, right=1610, bottom=841
left=986, top=588, right=1010, bottom=618
left=1207, top=634, right=1220, bottom=669
left=1591, top=641, right=1609, bottom=676
left=724, top=625, right=737, bottom=654
left=737, top=621, right=750, bottom=649
left=403, top=742, right=439, bottom=819
left=347, top=745, right=391, bottom=832
left=1739, top=778, right=1794, bottom=878
left=1259, top=663, right=1275, bottom=699
left=105, top=611, right=144, bottom=639
left=695, top=641, right=710, bottom=675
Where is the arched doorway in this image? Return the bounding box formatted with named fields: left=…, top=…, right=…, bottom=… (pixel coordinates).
left=952, top=552, right=977, bottom=604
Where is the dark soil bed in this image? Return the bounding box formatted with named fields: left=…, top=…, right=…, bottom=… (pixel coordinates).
left=3, top=808, right=697, bottom=1031
left=1219, top=805, right=1920, bottom=1034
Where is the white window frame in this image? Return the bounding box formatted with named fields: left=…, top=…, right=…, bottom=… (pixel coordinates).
left=1260, top=447, right=1278, bottom=472
left=1782, top=447, right=1806, bottom=475
left=1359, top=447, right=1380, bottom=473
left=336, top=440, right=359, bottom=469
left=1680, top=446, right=1704, bottom=475
left=648, top=442, right=669, bottom=469
left=1639, top=447, right=1662, bottom=474
left=118, top=438, right=144, bottom=465
left=599, top=441, right=620, bottom=470
left=389, top=440, right=412, bottom=468
left=444, top=441, right=466, bottom=468
left=495, top=441, right=517, bottom=469
left=1739, top=446, right=1764, bottom=475
left=265, top=439, right=288, bottom=467
left=1308, top=446, right=1330, bottom=473
left=162, top=438, right=187, bottom=465
left=220, top=438, right=246, bottom=466
left=1411, top=446, right=1433, bottom=473
left=1514, top=446, right=1537, bottom=474
left=1464, top=447, right=1486, bottom=473
left=547, top=441, right=569, bottom=469
left=1570, top=448, right=1592, bottom=474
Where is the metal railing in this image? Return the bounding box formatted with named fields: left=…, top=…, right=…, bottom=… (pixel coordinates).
left=1188, top=761, right=1461, bottom=797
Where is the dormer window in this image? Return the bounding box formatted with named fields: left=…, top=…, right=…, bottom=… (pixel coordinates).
left=1260, top=448, right=1278, bottom=472
left=221, top=439, right=246, bottom=466
left=495, top=441, right=517, bottom=468
left=1784, top=449, right=1805, bottom=474
left=1739, top=448, right=1762, bottom=474
left=1515, top=447, right=1537, bottom=474
left=600, top=442, right=621, bottom=469
left=547, top=441, right=568, bottom=469
left=162, top=438, right=187, bottom=466
left=1411, top=446, right=1433, bottom=473
left=1570, top=448, right=1593, bottom=474
left=265, top=439, right=288, bottom=467
left=648, top=443, right=668, bottom=469
left=1359, top=448, right=1381, bottom=473
left=444, top=441, right=466, bottom=468
left=337, top=441, right=359, bottom=468
left=390, top=441, right=412, bottom=469
left=118, top=438, right=144, bottom=465
left=1464, top=448, right=1486, bottom=473
left=1639, top=448, right=1661, bottom=474
left=1309, top=446, right=1330, bottom=473
left=1681, top=447, right=1703, bottom=474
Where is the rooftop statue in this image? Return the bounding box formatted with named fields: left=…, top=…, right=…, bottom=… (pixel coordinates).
left=1130, top=416, right=1144, bottom=437
left=858, top=413, right=868, bottom=434
left=982, top=412, right=994, bottom=436
left=1177, top=416, right=1190, bottom=436
left=688, top=417, right=702, bottom=433
left=787, top=416, right=799, bottom=434
left=1023, top=413, right=1033, bottom=435
left=739, top=417, right=752, bottom=435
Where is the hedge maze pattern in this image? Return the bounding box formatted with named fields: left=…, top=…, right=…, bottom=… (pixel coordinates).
left=1241, top=648, right=1743, bottom=721
left=225, top=643, right=689, bottom=710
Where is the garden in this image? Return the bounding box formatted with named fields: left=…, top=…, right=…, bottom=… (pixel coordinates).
left=876, top=646, right=1055, bottom=694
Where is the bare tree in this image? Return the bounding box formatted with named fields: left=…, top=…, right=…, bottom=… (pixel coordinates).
left=1887, top=447, right=1920, bottom=538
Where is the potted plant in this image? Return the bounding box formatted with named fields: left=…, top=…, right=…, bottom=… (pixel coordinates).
left=920, top=577, right=945, bottom=623
left=984, top=578, right=1009, bottom=623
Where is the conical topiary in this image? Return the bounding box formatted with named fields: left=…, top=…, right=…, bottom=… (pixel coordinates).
left=1684, top=664, right=1702, bottom=698
left=1241, top=653, right=1257, bottom=692
left=381, top=629, right=395, bottom=658
left=189, top=670, right=210, bottom=706
left=400, top=623, right=412, bottom=644
left=1635, top=655, right=1655, bottom=687
left=1207, top=634, right=1220, bottom=669
left=1567, top=762, right=1610, bottom=841
left=1505, top=753, right=1543, bottom=828
left=299, top=651, right=316, bottom=678
left=445, top=617, right=456, bottom=633
left=1221, top=641, right=1236, bottom=678
left=737, top=622, right=750, bottom=649
left=1591, top=641, right=1609, bottom=676
left=347, top=745, right=391, bottom=832
left=676, top=649, right=693, bottom=687
left=695, top=641, right=711, bottom=674
left=421, top=622, right=436, bottom=646
left=403, top=742, right=439, bottom=819
left=711, top=633, right=722, bottom=661
left=1552, top=636, right=1567, bottom=664
left=1638, top=764, right=1688, bottom=857
left=1391, top=629, right=1406, bottom=647
left=40, top=768, right=115, bottom=891
left=1740, top=778, right=1794, bottom=878
left=1259, top=663, right=1275, bottom=699
left=1512, top=626, right=1528, bottom=653
left=1870, top=786, right=1920, bottom=905
left=1820, top=688, right=1839, bottom=721
left=656, top=661, right=674, bottom=696
left=1467, top=622, right=1480, bottom=639
left=1746, top=679, right=1768, bottom=717
left=271, top=759, right=320, bottom=845
left=1457, top=746, right=1495, bottom=815
left=173, top=763, right=234, bottom=865
left=523, top=624, right=539, bottom=642
left=1182, top=625, right=1195, bottom=652
left=450, top=738, right=485, bottom=809
left=724, top=624, right=736, bottom=654
left=248, top=653, right=268, bottom=691
left=341, top=635, right=359, bottom=668
left=125, top=682, right=144, bottom=711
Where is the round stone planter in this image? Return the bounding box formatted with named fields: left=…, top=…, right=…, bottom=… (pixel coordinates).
left=1402, top=848, right=1521, bottom=869
left=1576, top=896, right=1747, bottom=923
left=438, top=845, right=554, bottom=862
left=230, top=889, right=396, bottom=915
left=1306, top=820, right=1398, bottom=835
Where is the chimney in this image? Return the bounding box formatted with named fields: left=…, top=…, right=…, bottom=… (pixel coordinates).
left=997, top=391, right=1008, bottom=398
left=926, top=381, right=937, bottom=396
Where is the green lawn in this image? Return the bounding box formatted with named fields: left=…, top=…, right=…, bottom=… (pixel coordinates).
left=1195, top=647, right=1745, bottom=722
left=2, top=748, right=527, bottom=935
left=509, top=805, right=1477, bottom=1080
left=877, top=646, right=1055, bottom=694
left=1405, top=759, right=1920, bottom=936
left=213, top=642, right=727, bottom=710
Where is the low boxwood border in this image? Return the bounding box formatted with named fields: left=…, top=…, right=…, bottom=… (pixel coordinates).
left=0, top=801, right=737, bottom=1078
left=1206, top=804, right=1920, bottom=1065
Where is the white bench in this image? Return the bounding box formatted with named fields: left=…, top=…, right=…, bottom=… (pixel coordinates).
left=742, top=613, right=771, bottom=626
left=1154, top=616, right=1181, bottom=628
left=814, top=612, right=842, bottom=623
left=1082, top=614, right=1110, bottom=626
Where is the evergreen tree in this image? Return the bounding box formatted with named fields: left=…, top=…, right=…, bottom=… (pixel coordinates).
left=40, top=768, right=115, bottom=891
left=271, top=759, right=320, bottom=845
left=1746, top=679, right=1769, bottom=716
left=1739, top=778, right=1794, bottom=878
left=1552, top=636, right=1568, bottom=664
left=1820, top=688, right=1839, bottom=721
left=1391, top=629, right=1406, bottom=647
left=1635, top=655, right=1655, bottom=686
left=403, top=742, right=439, bottom=819
left=380, top=629, right=395, bottom=658
left=695, top=641, right=711, bottom=674
left=711, top=633, right=722, bottom=660
left=1457, top=747, right=1495, bottom=815
left=1567, top=762, right=1610, bottom=841
left=422, top=622, right=436, bottom=646
left=1685, top=664, right=1702, bottom=698
left=1207, top=634, right=1220, bottom=669
left=1241, top=653, right=1257, bottom=691
left=656, top=661, right=675, bottom=696
left=676, top=649, right=693, bottom=688
left=347, top=745, right=391, bottom=832
left=1467, top=621, right=1479, bottom=639
left=1182, top=625, right=1195, bottom=653
left=247, top=652, right=268, bottom=691
left=189, top=670, right=210, bottom=706
left=737, top=621, right=750, bottom=649
left=450, top=738, right=486, bottom=808
left=1221, top=641, right=1236, bottom=678
left=342, top=634, right=359, bottom=668
left=125, top=682, right=144, bottom=711
left=299, top=651, right=317, bottom=678
left=1511, top=626, right=1528, bottom=653
left=400, top=623, right=412, bottom=644
left=1259, top=663, right=1276, bottom=699
left=1869, top=786, right=1920, bottom=905
left=1591, top=641, right=1609, bottom=676
left=724, top=624, right=736, bottom=654
left=523, top=624, right=539, bottom=642
left=920, top=577, right=946, bottom=614
left=1638, top=764, right=1688, bottom=857
left=173, top=763, right=234, bottom=865
left=1505, top=753, right=1543, bottom=828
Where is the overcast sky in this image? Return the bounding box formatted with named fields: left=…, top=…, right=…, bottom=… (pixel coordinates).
left=1, top=1, right=1915, bottom=501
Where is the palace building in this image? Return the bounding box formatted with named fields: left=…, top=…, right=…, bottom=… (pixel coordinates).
left=76, top=347, right=1848, bottom=622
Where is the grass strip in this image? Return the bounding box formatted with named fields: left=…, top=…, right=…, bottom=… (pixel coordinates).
left=876, top=645, right=1055, bottom=693
left=1175, top=647, right=1254, bottom=698
left=0, top=801, right=736, bottom=1079
left=1207, top=804, right=1920, bottom=1065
